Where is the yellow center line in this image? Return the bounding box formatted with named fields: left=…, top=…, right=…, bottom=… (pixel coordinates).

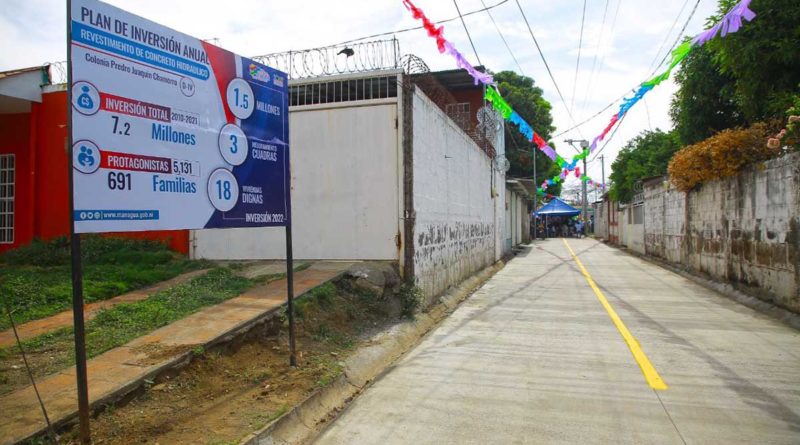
left=562, top=238, right=668, bottom=391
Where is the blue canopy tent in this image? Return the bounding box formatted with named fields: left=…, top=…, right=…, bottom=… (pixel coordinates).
left=534, top=198, right=581, bottom=238
left=535, top=198, right=580, bottom=217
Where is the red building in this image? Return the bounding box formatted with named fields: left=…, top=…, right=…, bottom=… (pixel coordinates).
left=0, top=65, right=188, bottom=254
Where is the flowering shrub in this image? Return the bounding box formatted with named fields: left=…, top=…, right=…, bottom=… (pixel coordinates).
left=668, top=123, right=780, bottom=191
left=769, top=94, right=800, bottom=151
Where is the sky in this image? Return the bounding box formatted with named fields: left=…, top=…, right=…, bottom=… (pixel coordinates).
left=1, top=0, right=719, bottom=192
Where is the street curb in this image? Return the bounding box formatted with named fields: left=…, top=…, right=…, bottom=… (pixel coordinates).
left=239, top=259, right=507, bottom=445
left=610, top=243, right=800, bottom=331
left=16, top=267, right=351, bottom=445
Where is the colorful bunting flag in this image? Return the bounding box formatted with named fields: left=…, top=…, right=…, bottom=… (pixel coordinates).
left=588, top=0, right=757, bottom=154
left=402, top=0, right=493, bottom=85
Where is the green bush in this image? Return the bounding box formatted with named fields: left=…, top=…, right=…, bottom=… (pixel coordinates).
left=668, top=123, right=779, bottom=191
left=0, top=235, right=176, bottom=267
left=0, top=237, right=70, bottom=266
left=309, top=282, right=336, bottom=307
left=398, top=284, right=423, bottom=318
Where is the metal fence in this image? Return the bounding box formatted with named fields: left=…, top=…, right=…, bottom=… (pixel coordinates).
left=253, top=39, right=400, bottom=80
left=43, top=62, right=68, bottom=85
left=290, top=73, right=399, bottom=107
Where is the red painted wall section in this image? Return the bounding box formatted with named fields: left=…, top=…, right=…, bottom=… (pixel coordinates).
left=33, top=91, right=69, bottom=242
left=0, top=89, right=189, bottom=255
left=0, top=113, right=33, bottom=253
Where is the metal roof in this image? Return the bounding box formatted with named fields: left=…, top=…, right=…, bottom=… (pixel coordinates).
left=412, top=66, right=489, bottom=91
left=0, top=65, right=48, bottom=82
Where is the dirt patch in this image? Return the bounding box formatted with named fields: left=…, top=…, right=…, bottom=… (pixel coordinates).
left=129, top=343, right=200, bottom=367
left=0, top=330, right=73, bottom=396
left=55, top=277, right=400, bottom=445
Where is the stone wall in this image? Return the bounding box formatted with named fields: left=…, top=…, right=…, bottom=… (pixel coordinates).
left=643, top=181, right=685, bottom=264
left=643, top=152, right=800, bottom=312
left=411, top=89, right=497, bottom=304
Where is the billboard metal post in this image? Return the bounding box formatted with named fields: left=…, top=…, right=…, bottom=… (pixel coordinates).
left=66, top=1, right=91, bottom=443
left=284, top=137, right=296, bottom=367
left=285, top=223, right=297, bottom=367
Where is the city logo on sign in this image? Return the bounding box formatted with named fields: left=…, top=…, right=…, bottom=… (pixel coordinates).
left=248, top=64, right=270, bottom=83
left=273, top=75, right=284, bottom=87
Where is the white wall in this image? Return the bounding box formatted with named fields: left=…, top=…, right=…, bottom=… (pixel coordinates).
left=411, top=89, right=496, bottom=301
left=503, top=189, right=530, bottom=247
left=593, top=201, right=608, bottom=239
left=192, top=100, right=400, bottom=260
left=618, top=206, right=645, bottom=254
left=494, top=173, right=507, bottom=259
left=504, top=189, right=512, bottom=251
left=519, top=195, right=530, bottom=244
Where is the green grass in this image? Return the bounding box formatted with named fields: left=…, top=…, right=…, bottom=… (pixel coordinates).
left=0, top=236, right=212, bottom=330
left=80, top=267, right=253, bottom=358
left=293, top=282, right=336, bottom=319
left=0, top=268, right=255, bottom=393
left=311, top=355, right=345, bottom=388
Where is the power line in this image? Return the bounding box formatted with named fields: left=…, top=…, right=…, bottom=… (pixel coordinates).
left=646, top=0, right=691, bottom=73
left=554, top=92, right=626, bottom=137
left=452, top=0, right=483, bottom=66
left=651, top=0, right=702, bottom=74
left=589, top=1, right=700, bottom=160
left=570, top=0, right=587, bottom=114
left=513, top=0, right=585, bottom=138
left=589, top=109, right=628, bottom=163
left=579, top=0, right=610, bottom=113
left=556, top=0, right=702, bottom=139
left=3, top=296, right=58, bottom=443
left=330, top=0, right=510, bottom=48
left=586, top=0, right=701, bottom=157
left=584, top=0, right=623, bottom=105
left=480, top=0, right=525, bottom=75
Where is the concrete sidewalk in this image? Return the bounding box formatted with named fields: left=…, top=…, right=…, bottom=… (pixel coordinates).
left=0, top=261, right=354, bottom=445
left=0, top=269, right=210, bottom=348
left=314, top=238, right=800, bottom=445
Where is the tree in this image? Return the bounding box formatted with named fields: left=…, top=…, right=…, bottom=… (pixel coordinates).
left=670, top=45, right=744, bottom=145
left=493, top=71, right=561, bottom=196
left=609, top=130, right=680, bottom=202
left=708, top=0, right=800, bottom=121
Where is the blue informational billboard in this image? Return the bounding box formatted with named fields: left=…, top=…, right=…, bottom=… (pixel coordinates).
left=69, top=0, right=290, bottom=232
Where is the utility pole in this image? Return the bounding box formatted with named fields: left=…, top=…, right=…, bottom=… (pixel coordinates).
left=564, top=139, right=590, bottom=222
left=582, top=156, right=588, bottom=222
left=599, top=155, right=606, bottom=191
left=532, top=145, right=537, bottom=241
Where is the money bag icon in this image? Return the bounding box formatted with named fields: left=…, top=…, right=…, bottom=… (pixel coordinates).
left=78, top=146, right=95, bottom=167
left=78, top=85, right=94, bottom=109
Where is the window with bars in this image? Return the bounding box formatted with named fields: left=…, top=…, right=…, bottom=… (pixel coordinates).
left=632, top=204, right=644, bottom=225
left=0, top=155, right=14, bottom=244
left=289, top=75, right=398, bottom=107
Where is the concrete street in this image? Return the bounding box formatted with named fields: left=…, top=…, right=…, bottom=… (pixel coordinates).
left=314, top=238, right=800, bottom=444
